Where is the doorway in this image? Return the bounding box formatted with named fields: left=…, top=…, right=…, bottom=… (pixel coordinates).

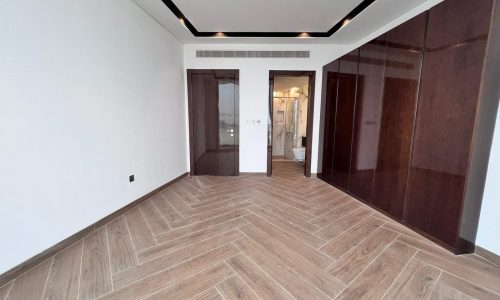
left=268, top=71, right=315, bottom=177
left=187, top=69, right=239, bottom=176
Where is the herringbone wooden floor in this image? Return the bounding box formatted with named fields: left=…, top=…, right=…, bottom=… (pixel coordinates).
left=1, top=161, right=500, bottom=299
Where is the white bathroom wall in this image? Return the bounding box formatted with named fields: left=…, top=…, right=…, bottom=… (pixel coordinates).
left=0, top=0, right=187, bottom=273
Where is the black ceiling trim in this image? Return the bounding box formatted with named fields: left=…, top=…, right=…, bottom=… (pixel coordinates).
left=161, top=0, right=377, bottom=38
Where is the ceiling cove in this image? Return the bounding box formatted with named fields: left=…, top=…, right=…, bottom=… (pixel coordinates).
left=160, top=0, right=377, bottom=38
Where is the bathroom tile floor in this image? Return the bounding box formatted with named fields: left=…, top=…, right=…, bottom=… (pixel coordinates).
left=1, top=161, right=500, bottom=299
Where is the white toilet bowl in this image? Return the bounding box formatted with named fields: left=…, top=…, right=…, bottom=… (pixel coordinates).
left=292, top=147, right=306, bottom=161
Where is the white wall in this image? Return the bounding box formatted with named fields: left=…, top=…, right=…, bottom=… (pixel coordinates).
left=0, top=0, right=187, bottom=273
left=477, top=105, right=500, bottom=255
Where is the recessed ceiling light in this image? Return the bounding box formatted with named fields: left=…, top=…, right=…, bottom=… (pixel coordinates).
left=342, top=19, right=351, bottom=28
left=297, top=32, right=311, bottom=38
left=214, top=32, right=226, bottom=38
left=179, top=18, right=186, bottom=26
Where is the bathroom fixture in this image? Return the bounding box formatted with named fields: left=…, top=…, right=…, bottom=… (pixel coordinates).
left=292, top=147, right=305, bottom=161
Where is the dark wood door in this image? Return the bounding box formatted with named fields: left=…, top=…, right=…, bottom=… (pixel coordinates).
left=404, top=0, right=494, bottom=248
left=331, top=49, right=359, bottom=190
left=371, top=14, right=426, bottom=220
left=348, top=36, right=387, bottom=202
left=188, top=70, right=239, bottom=176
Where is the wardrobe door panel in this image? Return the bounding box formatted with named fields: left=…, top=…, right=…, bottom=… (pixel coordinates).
left=371, top=14, right=426, bottom=219
left=331, top=49, right=359, bottom=190
left=348, top=36, right=387, bottom=202
left=404, top=0, right=494, bottom=247
left=321, top=61, right=340, bottom=184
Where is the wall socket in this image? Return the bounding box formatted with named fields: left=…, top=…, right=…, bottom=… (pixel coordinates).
left=129, top=175, right=135, bottom=182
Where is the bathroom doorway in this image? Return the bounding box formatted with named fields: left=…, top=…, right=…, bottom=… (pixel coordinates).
left=268, top=71, right=315, bottom=177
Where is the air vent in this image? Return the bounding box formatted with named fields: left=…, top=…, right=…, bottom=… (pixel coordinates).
left=196, top=50, right=310, bottom=58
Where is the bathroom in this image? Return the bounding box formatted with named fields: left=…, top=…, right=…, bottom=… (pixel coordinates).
left=272, top=76, right=309, bottom=173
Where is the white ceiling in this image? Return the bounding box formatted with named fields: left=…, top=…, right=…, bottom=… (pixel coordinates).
left=172, top=0, right=364, bottom=33
left=133, top=0, right=441, bottom=44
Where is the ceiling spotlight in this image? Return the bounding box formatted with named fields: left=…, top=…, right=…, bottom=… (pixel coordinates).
left=297, top=32, right=311, bottom=38
left=214, top=32, right=226, bottom=38
left=342, top=19, right=351, bottom=28
left=179, top=18, right=186, bottom=26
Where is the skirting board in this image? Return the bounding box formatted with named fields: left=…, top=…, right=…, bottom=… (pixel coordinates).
left=0, top=172, right=188, bottom=287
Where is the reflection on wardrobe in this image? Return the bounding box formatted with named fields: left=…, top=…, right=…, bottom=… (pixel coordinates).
left=319, top=0, right=499, bottom=254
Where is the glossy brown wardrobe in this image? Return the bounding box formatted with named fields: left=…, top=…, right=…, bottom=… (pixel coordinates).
left=318, top=0, right=500, bottom=253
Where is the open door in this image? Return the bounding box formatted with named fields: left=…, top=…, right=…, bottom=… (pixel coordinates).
left=187, top=70, right=239, bottom=176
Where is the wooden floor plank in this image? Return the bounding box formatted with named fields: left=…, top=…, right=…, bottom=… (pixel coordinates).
left=256, top=189, right=312, bottom=211
left=138, top=218, right=246, bottom=263
left=0, top=282, right=14, bottom=300
left=320, top=216, right=385, bottom=260
left=417, top=250, right=500, bottom=295
left=383, top=258, right=440, bottom=299
left=328, top=227, right=399, bottom=284
left=6, top=258, right=52, bottom=300
left=336, top=242, right=417, bottom=300
left=5, top=162, right=500, bottom=300
left=146, top=263, right=233, bottom=299
left=249, top=200, right=319, bottom=233
left=106, top=216, right=137, bottom=274
left=310, top=199, right=362, bottom=228
left=181, top=198, right=250, bottom=219
left=139, top=200, right=170, bottom=235
left=154, top=210, right=248, bottom=243
left=100, top=244, right=239, bottom=300
left=244, top=214, right=333, bottom=269
left=113, top=230, right=241, bottom=289
left=429, top=271, right=500, bottom=300
left=314, top=206, right=372, bottom=240
left=79, top=227, right=112, bottom=300
left=306, top=195, right=352, bottom=217
left=216, top=276, right=258, bottom=300
left=42, top=240, right=83, bottom=300
left=252, top=193, right=315, bottom=222
left=429, top=283, right=475, bottom=300
left=151, top=193, right=183, bottom=225
left=170, top=202, right=251, bottom=228
left=475, top=247, right=500, bottom=269
left=239, top=224, right=344, bottom=298
left=246, top=205, right=326, bottom=248
left=169, top=184, right=199, bottom=206
left=225, top=254, right=292, bottom=300
left=191, top=288, right=223, bottom=300
left=159, top=189, right=190, bottom=213
left=234, top=237, right=330, bottom=300
left=464, top=253, right=500, bottom=270
left=124, top=207, right=156, bottom=251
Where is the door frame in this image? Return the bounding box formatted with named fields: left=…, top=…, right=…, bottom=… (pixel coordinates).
left=268, top=70, right=316, bottom=177
left=187, top=69, right=240, bottom=176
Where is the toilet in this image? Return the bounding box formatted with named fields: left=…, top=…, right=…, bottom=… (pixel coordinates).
left=292, top=147, right=306, bottom=161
